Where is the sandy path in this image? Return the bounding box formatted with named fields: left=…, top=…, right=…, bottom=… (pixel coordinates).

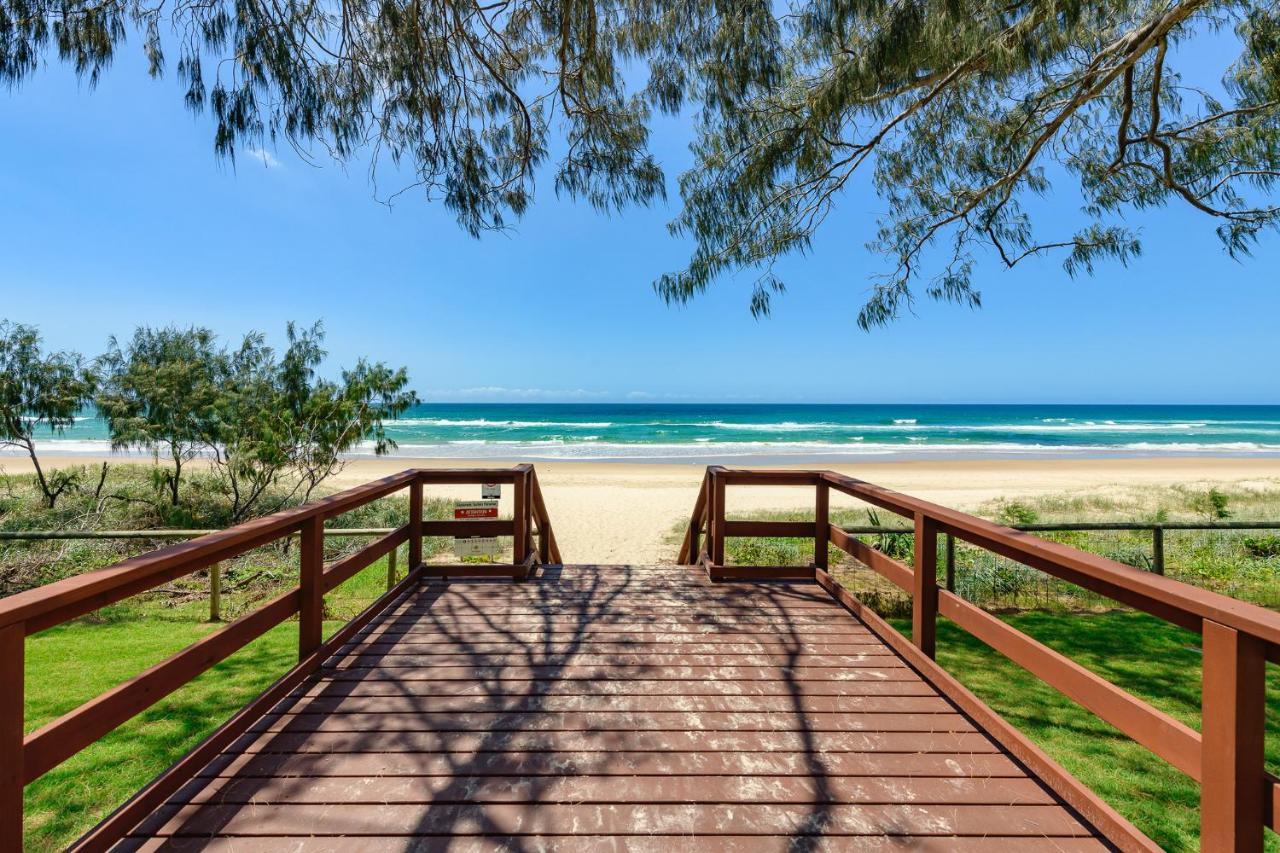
left=9, top=455, right=1278, bottom=564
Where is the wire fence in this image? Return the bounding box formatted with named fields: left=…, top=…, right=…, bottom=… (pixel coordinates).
left=6, top=520, right=1280, bottom=616
left=821, top=521, right=1280, bottom=613
left=0, top=528, right=406, bottom=622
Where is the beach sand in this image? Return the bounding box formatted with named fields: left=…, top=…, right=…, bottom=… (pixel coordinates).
left=5, top=454, right=1280, bottom=563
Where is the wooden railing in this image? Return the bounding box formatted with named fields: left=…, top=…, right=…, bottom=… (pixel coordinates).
left=0, top=465, right=559, bottom=851
left=679, top=466, right=1279, bottom=853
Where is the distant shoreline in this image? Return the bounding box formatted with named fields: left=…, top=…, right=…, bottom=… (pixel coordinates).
left=23, top=402, right=1280, bottom=463
left=9, top=441, right=1280, bottom=466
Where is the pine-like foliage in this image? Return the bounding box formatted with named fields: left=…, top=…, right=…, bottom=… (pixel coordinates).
left=3, top=0, right=1278, bottom=324
left=660, top=0, right=1280, bottom=325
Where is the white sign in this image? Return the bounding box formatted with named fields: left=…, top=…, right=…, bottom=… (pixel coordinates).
left=453, top=498, right=501, bottom=559
left=482, top=482, right=501, bottom=499
left=454, top=536, right=501, bottom=558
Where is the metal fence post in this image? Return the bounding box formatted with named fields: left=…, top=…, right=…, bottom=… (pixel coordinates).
left=944, top=534, right=956, bottom=592
left=209, top=564, right=222, bottom=622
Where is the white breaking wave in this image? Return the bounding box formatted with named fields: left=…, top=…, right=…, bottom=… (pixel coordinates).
left=700, top=420, right=822, bottom=431
left=11, top=436, right=1280, bottom=464
left=342, top=439, right=1280, bottom=461
left=389, top=418, right=614, bottom=428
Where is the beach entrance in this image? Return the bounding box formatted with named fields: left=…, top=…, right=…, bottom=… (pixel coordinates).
left=1, top=466, right=1276, bottom=850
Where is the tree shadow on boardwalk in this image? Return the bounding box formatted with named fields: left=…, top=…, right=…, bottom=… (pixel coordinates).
left=133, top=565, right=907, bottom=849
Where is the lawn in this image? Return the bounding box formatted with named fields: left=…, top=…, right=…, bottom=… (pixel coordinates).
left=884, top=611, right=1280, bottom=852
left=21, top=554, right=399, bottom=851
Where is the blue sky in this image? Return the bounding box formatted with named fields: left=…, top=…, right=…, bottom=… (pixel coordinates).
left=1, top=36, right=1276, bottom=405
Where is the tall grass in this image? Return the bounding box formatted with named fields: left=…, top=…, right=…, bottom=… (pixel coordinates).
left=710, top=483, right=1280, bottom=611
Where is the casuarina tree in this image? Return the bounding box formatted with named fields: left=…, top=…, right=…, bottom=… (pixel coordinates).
left=3, top=0, right=1277, bottom=323
left=0, top=321, right=97, bottom=507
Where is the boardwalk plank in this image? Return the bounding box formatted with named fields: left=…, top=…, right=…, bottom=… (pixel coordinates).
left=177, top=775, right=1057, bottom=806
left=138, top=802, right=1095, bottom=838
left=108, top=565, right=1107, bottom=849
left=124, top=836, right=1110, bottom=852
left=249, top=710, right=978, bottom=734
left=197, top=750, right=1027, bottom=779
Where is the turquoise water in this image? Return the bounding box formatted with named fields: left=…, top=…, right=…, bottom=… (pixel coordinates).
left=27, top=404, right=1280, bottom=462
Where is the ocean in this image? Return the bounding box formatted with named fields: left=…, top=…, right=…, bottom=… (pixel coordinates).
left=21, top=404, right=1280, bottom=463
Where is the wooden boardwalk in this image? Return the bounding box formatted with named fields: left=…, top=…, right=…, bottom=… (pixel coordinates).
left=118, top=564, right=1110, bottom=851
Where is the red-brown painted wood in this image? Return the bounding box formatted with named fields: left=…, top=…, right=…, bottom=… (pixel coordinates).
left=94, top=565, right=1110, bottom=849
left=297, top=515, right=324, bottom=660
left=408, top=479, right=423, bottom=569
left=1201, top=619, right=1267, bottom=852
left=0, top=622, right=23, bottom=851
left=913, top=512, right=939, bottom=658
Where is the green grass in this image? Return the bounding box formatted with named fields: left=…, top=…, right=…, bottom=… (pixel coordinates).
left=885, top=612, right=1280, bottom=852
left=21, top=555, right=401, bottom=851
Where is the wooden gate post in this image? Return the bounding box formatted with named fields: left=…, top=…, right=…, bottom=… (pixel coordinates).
left=711, top=471, right=726, bottom=567
left=912, top=513, right=939, bottom=659
left=513, top=469, right=528, bottom=565
left=408, top=479, right=423, bottom=571
left=814, top=480, right=829, bottom=570
left=1200, top=619, right=1265, bottom=852
left=0, top=623, right=23, bottom=850
left=298, top=516, right=324, bottom=661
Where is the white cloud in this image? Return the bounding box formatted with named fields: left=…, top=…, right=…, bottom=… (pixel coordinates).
left=626, top=390, right=699, bottom=400
left=424, top=386, right=610, bottom=402
left=244, top=147, right=281, bottom=169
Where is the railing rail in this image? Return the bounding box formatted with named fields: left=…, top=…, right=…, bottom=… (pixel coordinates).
left=680, top=466, right=1279, bottom=852
left=0, top=466, right=560, bottom=851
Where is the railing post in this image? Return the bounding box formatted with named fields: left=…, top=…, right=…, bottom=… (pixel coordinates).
left=298, top=516, right=324, bottom=661
left=408, top=479, right=423, bottom=572
left=814, top=479, right=829, bottom=570
left=1, top=622, right=23, bottom=851
left=703, top=472, right=716, bottom=564
left=386, top=545, right=398, bottom=591
left=513, top=469, right=528, bottom=564
left=944, top=534, right=956, bottom=592
left=1200, top=620, right=1266, bottom=852
left=209, top=564, right=222, bottom=622
left=912, top=513, right=939, bottom=659
left=688, top=473, right=706, bottom=564
left=712, top=471, right=726, bottom=567
left=525, top=474, right=536, bottom=559
left=1152, top=526, right=1165, bottom=575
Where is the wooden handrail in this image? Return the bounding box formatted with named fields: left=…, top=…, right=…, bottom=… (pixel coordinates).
left=0, top=466, right=559, bottom=851
left=682, top=466, right=1278, bottom=852
left=676, top=471, right=710, bottom=564
left=822, top=472, right=1280, bottom=654
left=0, top=470, right=419, bottom=634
